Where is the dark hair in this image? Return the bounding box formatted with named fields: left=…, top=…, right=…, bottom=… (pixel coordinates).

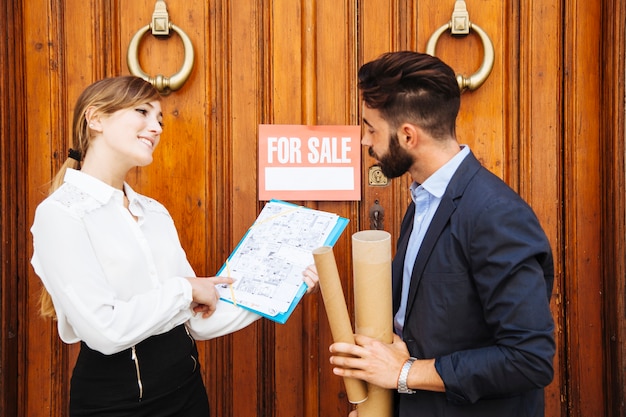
left=358, top=51, right=460, bottom=139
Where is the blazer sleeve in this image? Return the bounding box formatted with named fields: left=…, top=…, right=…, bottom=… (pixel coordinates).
left=434, top=196, right=555, bottom=405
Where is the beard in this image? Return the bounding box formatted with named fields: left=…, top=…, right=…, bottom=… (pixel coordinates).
left=368, top=132, right=414, bottom=179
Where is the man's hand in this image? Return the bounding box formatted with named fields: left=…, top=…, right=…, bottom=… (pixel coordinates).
left=329, top=333, right=410, bottom=389
left=330, top=333, right=445, bottom=393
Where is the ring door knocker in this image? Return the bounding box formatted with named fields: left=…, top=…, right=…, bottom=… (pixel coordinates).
left=127, top=0, right=194, bottom=95
left=425, top=0, right=495, bottom=93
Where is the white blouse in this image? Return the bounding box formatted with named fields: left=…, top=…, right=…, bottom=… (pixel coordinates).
left=31, top=169, right=259, bottom=355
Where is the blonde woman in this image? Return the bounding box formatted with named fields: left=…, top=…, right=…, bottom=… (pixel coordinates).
left=31, top=76, right=317, bottom=416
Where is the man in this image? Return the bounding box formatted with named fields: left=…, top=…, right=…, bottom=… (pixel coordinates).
left=329, top=51, right=555, bottom=417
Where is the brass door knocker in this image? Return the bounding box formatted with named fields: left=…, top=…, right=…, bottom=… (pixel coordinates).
left=425, top=0, right=495, bottom=92
left=127, top=0, right=194, bottom=95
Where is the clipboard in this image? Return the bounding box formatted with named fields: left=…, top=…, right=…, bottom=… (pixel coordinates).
left=216, top=199, right=349, bottom=323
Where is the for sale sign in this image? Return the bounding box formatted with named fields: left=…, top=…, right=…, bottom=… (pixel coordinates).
left=258, top=124, right=361, bottom=201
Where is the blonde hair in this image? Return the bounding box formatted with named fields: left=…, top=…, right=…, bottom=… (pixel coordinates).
left=40, top=76, right=162, bottom=319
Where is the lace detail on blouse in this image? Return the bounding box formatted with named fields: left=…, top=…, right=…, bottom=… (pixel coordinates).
left=49, top=183, right=102, bottom=217
left=135, top=194, right=169, bottom=215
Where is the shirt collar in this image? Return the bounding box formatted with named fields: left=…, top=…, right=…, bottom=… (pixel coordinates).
left=64, top=168, right=128, bottom=204
left=123, top=182, right=140, bottom=204
left=411, top=145, right=470, bottom=198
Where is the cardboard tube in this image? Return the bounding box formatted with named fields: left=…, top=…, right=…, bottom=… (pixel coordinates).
left=352, top=230, right=394, bottom=417
left=313, top=246, right=368, bottom=404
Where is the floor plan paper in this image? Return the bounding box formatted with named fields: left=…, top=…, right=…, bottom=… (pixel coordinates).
left=216, top=199, right=349, bottom=323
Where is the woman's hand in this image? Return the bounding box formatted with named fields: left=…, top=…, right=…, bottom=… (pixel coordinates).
left=302, top=264, right=320, bottom=294
left=185, top=276, right=234, bottom=318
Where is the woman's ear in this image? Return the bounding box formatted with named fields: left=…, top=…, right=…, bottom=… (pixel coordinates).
left=85, top=106, right=102, bottom=132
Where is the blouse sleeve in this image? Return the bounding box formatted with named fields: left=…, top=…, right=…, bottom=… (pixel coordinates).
left=186, top=300, right=261, bottom=340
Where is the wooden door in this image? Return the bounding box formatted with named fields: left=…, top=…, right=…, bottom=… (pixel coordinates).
left=1, top=0, right=625, bottom=416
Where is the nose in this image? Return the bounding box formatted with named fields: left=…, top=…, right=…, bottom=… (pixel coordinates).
left=360, top=133, right=371, bottom=147
left=149, top=117, right=163, bottom=134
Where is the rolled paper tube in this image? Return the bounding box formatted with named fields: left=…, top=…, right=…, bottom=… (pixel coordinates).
left=355, top=384, right=393, bottom=417
left=313, top=246, right=368, bottom=405
left=352, top=230, right=394, bottom=417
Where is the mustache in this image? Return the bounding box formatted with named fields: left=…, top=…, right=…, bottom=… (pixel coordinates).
left=368, top=147, right=376, bottom=158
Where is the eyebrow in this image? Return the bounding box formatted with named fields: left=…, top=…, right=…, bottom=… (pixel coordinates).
left=362, top=118, right=373, bottom=128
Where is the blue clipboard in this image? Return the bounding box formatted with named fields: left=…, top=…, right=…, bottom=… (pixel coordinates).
left=216, top=199, right=349, bottom=324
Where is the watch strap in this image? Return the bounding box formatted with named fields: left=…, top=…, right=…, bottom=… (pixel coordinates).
left=397, top=357, right=417, bottom=394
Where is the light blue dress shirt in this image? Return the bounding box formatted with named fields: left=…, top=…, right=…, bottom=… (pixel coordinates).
left=394, top=145, right=470, bottom=335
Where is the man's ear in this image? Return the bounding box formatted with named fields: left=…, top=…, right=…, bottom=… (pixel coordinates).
left=399, top=123, right=421, bottom=148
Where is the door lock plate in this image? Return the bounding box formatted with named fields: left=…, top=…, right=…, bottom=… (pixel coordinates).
left=368, top=166, right=389, bottom=186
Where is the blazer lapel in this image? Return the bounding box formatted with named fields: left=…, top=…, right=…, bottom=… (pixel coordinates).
left=404, top=196, right=456, bottom=320
left=403, top=152, right=482, bottom=320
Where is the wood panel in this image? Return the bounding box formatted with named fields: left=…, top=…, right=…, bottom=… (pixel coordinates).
left=2, top=0, right=625, bottom=416
left=516, top=1, right=564, bottom=415
left=308, top=2, right=361, bottom=416
left=563, top=1, right=605, bottom=416
left=23, top=1, right=67, bottom=415
left=0, top=1, right=25, bottom=416
left=602, top=1, right=626, bottom=416
left=266, top=3, right=307, bottom=416
left=215, top=1, right=264, bottom=415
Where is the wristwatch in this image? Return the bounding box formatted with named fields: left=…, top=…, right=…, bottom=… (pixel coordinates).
left=397, top=357, right=417, bottom=394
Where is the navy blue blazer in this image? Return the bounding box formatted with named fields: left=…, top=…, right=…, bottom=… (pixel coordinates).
left=393, top=152, right=555, bottom=417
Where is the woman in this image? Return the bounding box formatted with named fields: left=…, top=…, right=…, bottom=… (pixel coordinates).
left=31, top=76, right=318, bottom=416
